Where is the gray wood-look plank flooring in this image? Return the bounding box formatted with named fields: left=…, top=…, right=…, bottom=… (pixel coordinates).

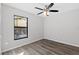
left=2, top=39, right=79, bottom=55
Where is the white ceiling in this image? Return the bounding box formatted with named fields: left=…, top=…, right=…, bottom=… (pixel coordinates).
left=4, top=3, right=79, bottom=18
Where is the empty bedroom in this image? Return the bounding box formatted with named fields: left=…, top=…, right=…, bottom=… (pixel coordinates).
left=1, top=3, right=79, bottom=55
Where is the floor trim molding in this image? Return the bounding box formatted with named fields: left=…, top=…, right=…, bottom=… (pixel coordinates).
left=45, top=39, right=79, bottom=48
left=2, top=39, right=42, bottom=53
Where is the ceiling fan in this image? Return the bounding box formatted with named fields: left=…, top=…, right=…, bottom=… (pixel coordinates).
left=35, top=3, right=59, bottom=16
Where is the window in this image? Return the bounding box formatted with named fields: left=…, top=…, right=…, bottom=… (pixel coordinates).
left=14, top=15, right=28, bottom=40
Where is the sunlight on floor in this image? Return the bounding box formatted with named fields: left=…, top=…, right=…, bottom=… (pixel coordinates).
left=17, top=52, right=24, bottom=55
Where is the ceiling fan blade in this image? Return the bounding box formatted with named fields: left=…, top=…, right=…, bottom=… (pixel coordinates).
left=37, top=12, right=43, bottom=15
left=47, top=3, right=54, bottom=9
left=35, top=7, right=43, bottom=10
left=49, top=10, right=59, bottom=12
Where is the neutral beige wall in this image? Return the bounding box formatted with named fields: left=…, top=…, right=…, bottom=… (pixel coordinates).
left=0, top=3, right=1, bottom=54
left=2, top=4, right=44, bottom=52
left=44, top=9, right=79, bottom=47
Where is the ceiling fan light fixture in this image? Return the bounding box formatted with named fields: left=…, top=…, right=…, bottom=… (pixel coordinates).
left=43, top=11, right=49, bottom=16
left=35, top=3, right=59, bottom=16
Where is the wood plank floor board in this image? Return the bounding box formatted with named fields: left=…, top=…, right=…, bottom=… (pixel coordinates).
left=2, top=39, right=79, bottom=55
left=30, top=43, right=56, bottom=55
left=41, top=40, right=79, bottom=54
left=39, top=41, right=67, bottom=55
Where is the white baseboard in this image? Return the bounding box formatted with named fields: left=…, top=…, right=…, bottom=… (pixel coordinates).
left=2, top=42, right=28, bottom=53
left=2, top=39, right=42, bottom=53
left=46, top=39, right=79, bottom=47
left=2, top=38, right=79, bottom=53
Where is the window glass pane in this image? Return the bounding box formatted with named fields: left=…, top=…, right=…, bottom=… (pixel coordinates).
left=14, top=15, right=28, bottom=40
